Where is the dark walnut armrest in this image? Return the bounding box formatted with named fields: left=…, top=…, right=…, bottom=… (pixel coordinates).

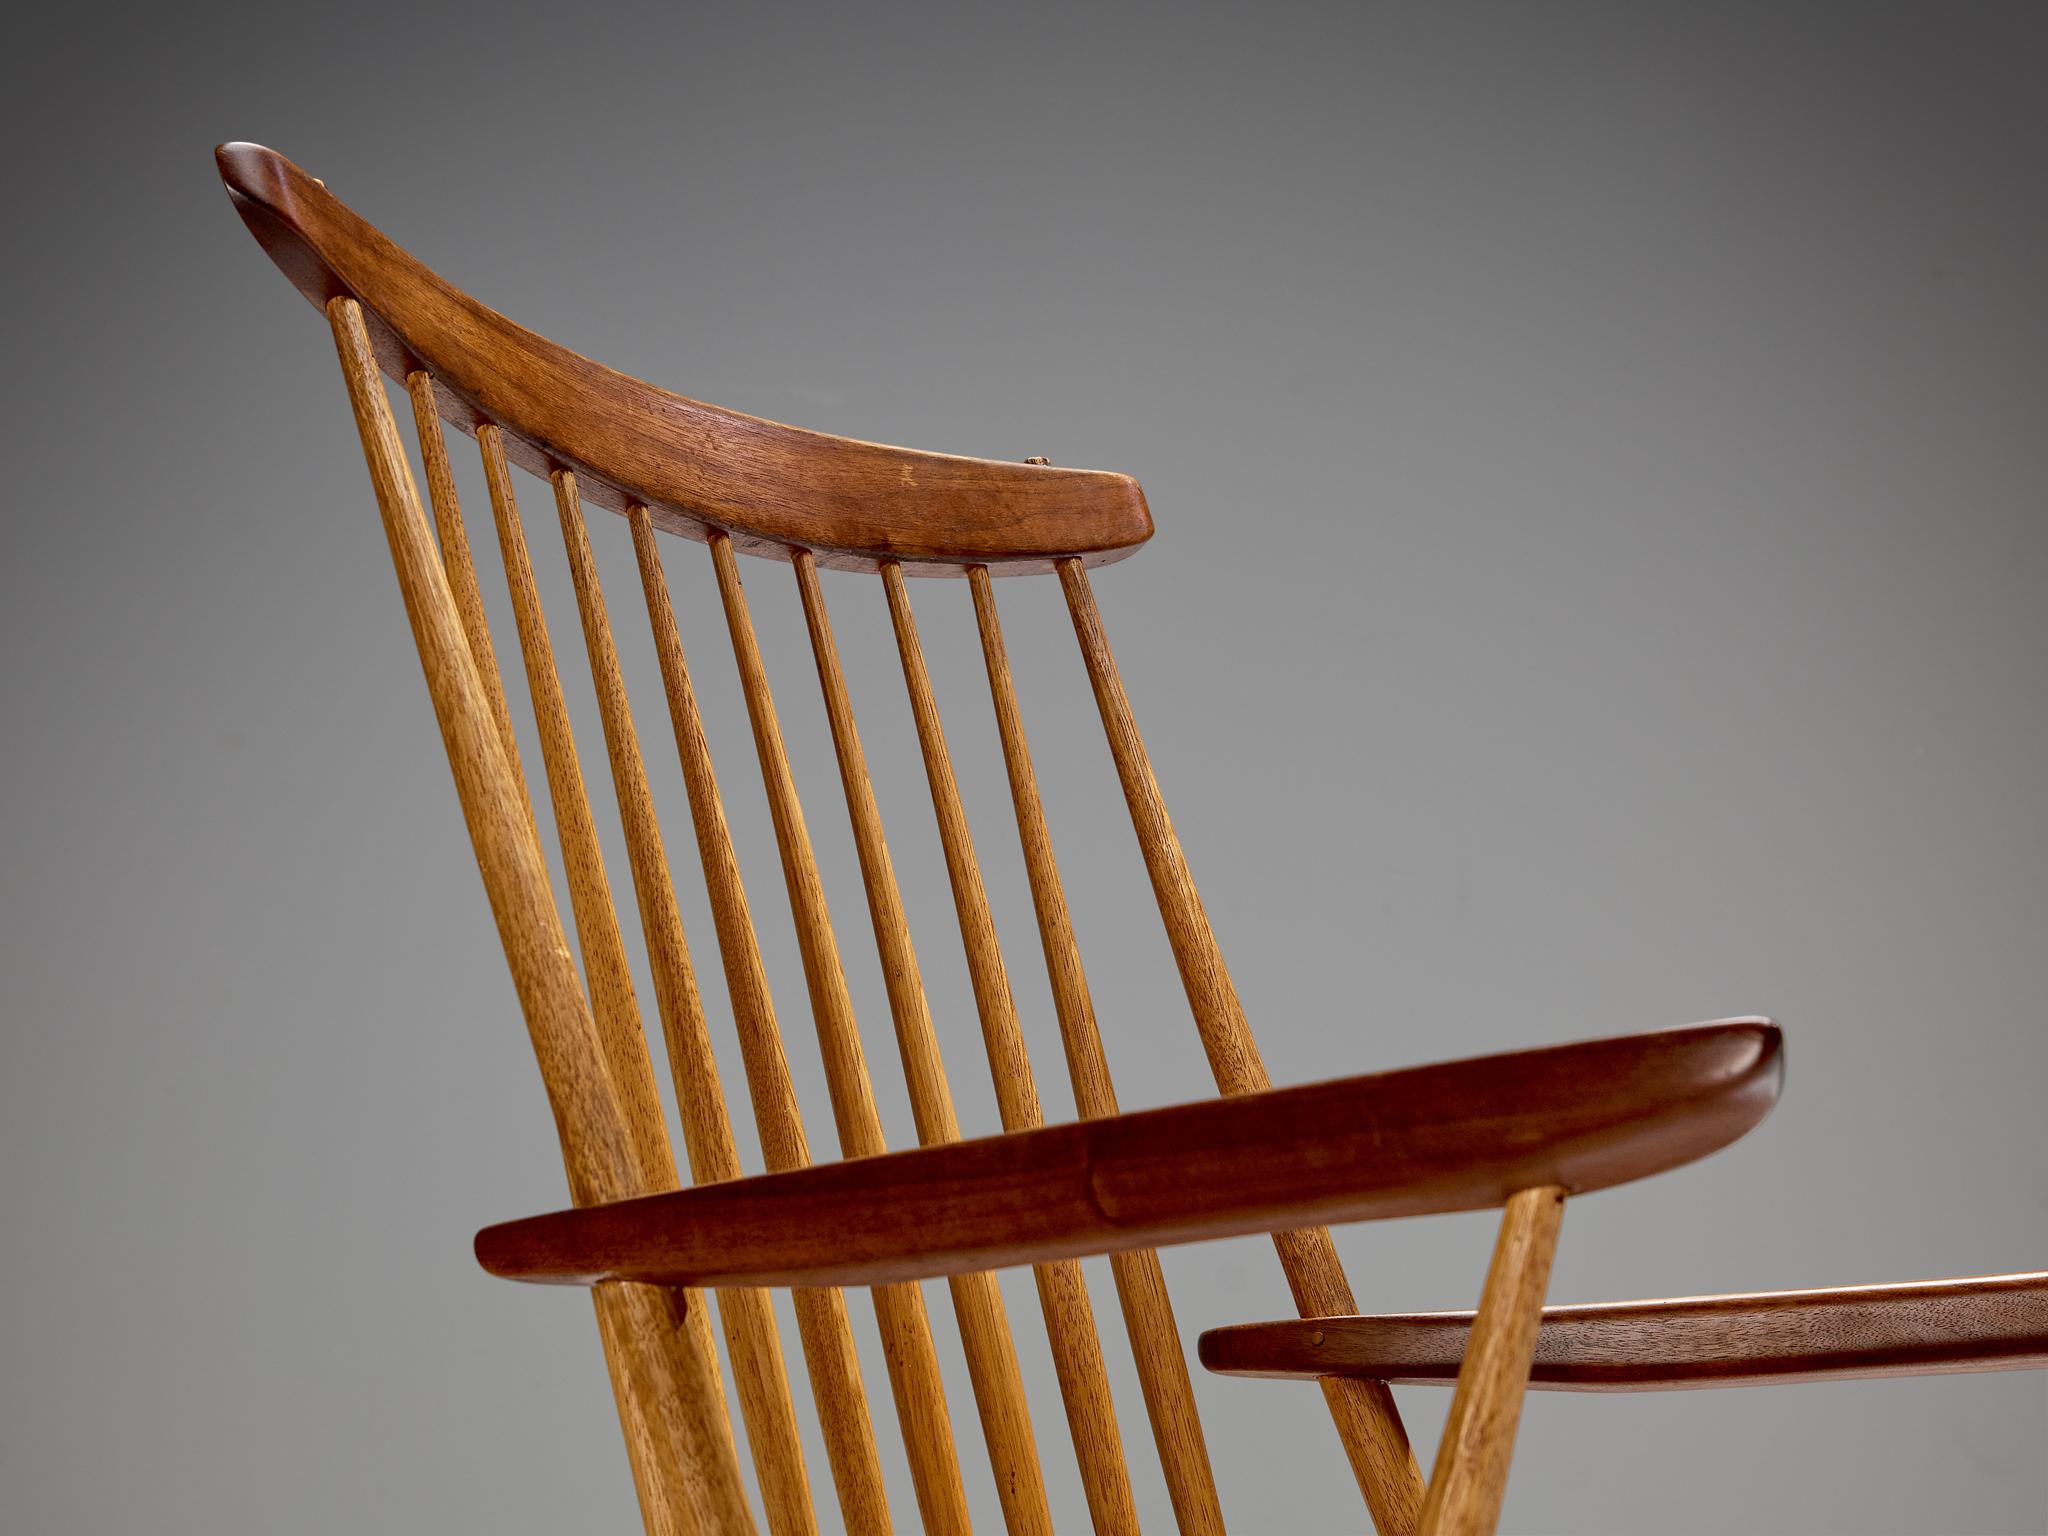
left=1198, top=1272, right=2048, bottom=1390
left=475, top=1019, right=1780, bottom=1290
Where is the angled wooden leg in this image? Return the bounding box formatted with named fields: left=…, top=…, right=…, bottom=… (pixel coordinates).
left=1418, top=1187, right=1566, bottom=1536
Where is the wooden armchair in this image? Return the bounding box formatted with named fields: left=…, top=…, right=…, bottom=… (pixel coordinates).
left=216, top=142, right=2045, bottom=1535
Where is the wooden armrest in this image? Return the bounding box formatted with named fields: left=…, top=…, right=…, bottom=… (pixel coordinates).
left=1197, top=1272, right=2048, bottom=1390
left=475, top=1019, right=1779, bottom=1289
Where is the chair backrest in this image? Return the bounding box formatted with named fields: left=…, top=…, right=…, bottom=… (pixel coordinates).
left=218, top=141, right=1426, bottom=1536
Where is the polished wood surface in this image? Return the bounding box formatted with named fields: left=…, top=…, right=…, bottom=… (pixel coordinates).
left=883, top=562, right=1141, bottom=1535
left=1056, top=556, right=1426, bottom=1534
left=969, top=567, right=1227, bottom=1535
left=1199, top=1272, right=2048, bottom=1390
left=220, top=142, right=1150, bottom=574
left=475, top=1022, right=1782, bottom=1289
left=1415, top=1188, right=1565, bottom=1536
left=324, top=297, right=752, bottom=1531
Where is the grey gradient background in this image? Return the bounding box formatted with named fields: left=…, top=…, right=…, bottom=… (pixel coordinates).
left=3, top=3, right=2044, bottom=1531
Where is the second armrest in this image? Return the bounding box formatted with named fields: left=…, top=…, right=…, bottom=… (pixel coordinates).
left=476, top=1018, right=1781, bottom=1290
left=1196, top=1272, right=2048, bottom=1390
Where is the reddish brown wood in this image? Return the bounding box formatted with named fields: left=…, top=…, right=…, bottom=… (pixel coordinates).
left=476, top=1021, right=1781, bottom=1290
left=216, top=143, right=1151, bottom=574
left=1197, top=1272, right=2048, bottom=1390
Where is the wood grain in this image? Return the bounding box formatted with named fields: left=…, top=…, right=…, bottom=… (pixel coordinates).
left=792, top=554, right=1054, bottom=1536
left=629, top=509, right=894, bottom=1534
left=477, top=430, right=743, bottom=1486
left=593, top=1289, right=697, bottom=1536
left=882, top=562, right=1140, bottom=1535
left=220, top=142, right=1150, bottom=575
left=325, top=297, right=750, bottom=1532
left=969, top=566, right=1225, bottom=1536
left=477, top=427, right=676, bottom=1196
left=403, top=371, right=536, bottom=842
left=598, top=1281, right=764, bottom=1536
left=1056, top=557, right=1425, bottom=1535
left=1199, top=1272, right=2048, bottom=1390
left=708, top=534, right=974, bottom=1532
left=476, top=1021, right=1782, bottom=1290
left=552, top=474, right=817, bottom=1536
left=1415, top=1187, right=1565, bottom=1536
left=413, top=397, right=742, bottom=1530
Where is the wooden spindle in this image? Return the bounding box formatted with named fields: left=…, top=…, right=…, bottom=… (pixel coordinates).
left=324, top=298, right=751, bottom=1533
left=1415, top=1188, right=1565, bottom=1536
left=1057, top=558, right=1425, bottom=1536
left=402, top=372, right=536, bottom=841
left=628, top=507, right=893, bottom=1534
left=553, top=474, right=819, bottom=1536
left=969, top=566, right=1226, bottom=1536
left=476, top=426, right=675, bottom=1190
left=548, top=475, right=728, bottom=1176
left=600, top=1279, right=764, bottom=1536
left=793, top=551, right=1052, bottom=1536
left=627, top=510, right=816, bottom=1173
left=709, top=532, right=973, bottom=1534
left=476, top=425, right=742, bottom=1496
left=410, top=400, right=746, bottom=1531
left=410, top=397, right=743, bottom=1532
left=593, top=1291, right=694, bottom=1536
left=882, top=562, right=1140, bottom=1535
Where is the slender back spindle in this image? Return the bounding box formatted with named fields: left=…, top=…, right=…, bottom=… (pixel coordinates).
left=552, top=472, right=821, bottom=1536
left=792, top=552, right=1054, bottom=1536
left=881, top=562, right=1142, bottom=1535
left=474, top=428, right=760, bottom=1506
left=403, top=372, right=537, bottom=843
left=628, top=507, right=895, bottom=1533
left=476, top=426, right=677, bottom=1193
left=323, top=297, right=753, bottom=1534
left=709, top=532, right=976, bottom=1533
left=1056, top=558, right=1426, bottom=1536
left=410, top=386, right=776, bottom=1532
left=967, top=565, right=1227, bottom=1536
